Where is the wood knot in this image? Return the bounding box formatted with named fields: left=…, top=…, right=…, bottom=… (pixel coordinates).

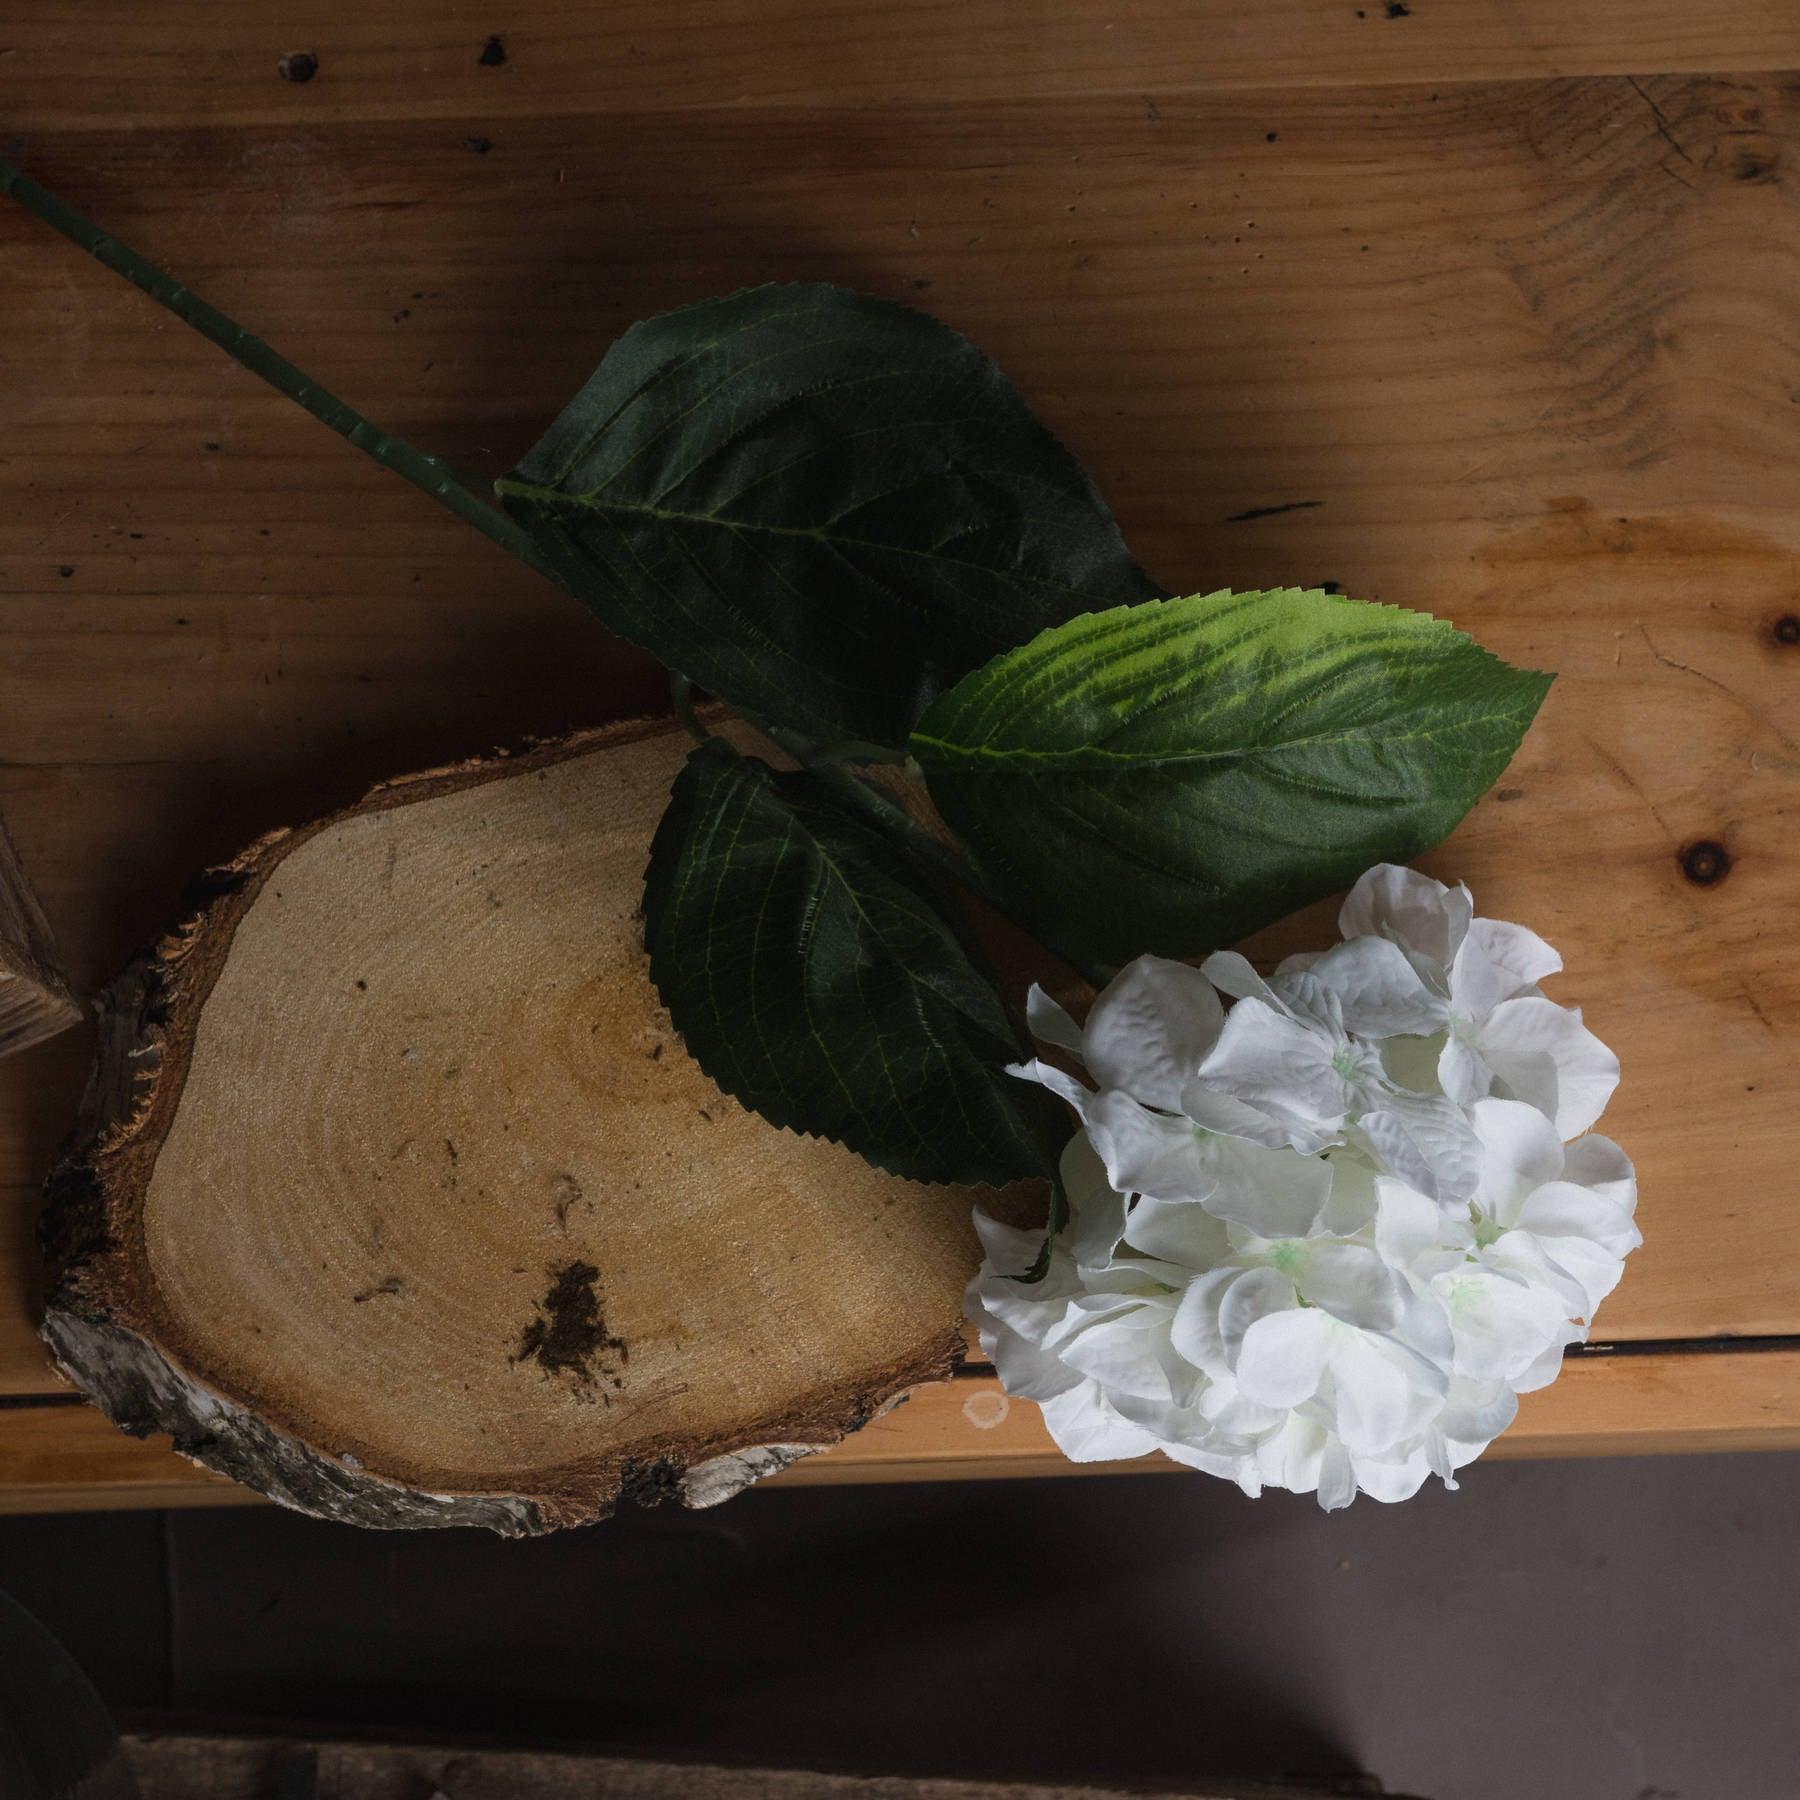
left=278, top=51, right=318, bottom=83
left=1729, top=140, right=1781, bottom=184
left=1680, top=840, right=1730, bottom=886
left=1773, top=614, right=1800, bottom=646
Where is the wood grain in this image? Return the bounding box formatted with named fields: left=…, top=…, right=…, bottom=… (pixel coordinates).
left=3, top=1, right=1799, bottom=133
left=1, top=26, right=1797, bottom=1492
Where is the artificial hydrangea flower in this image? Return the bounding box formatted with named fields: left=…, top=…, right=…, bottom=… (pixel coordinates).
left=969, top=864, right=1638, bottom=1510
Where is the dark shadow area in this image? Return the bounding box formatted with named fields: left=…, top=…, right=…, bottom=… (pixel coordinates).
left=3, top=1452, right=1799, bottom=1797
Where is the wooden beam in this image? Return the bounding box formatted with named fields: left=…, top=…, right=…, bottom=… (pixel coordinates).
left=5, top=1349, right=1796, bottom=1515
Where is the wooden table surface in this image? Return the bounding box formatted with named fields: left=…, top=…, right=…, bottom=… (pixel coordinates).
left=3, top=1, right=1799, bottom=1515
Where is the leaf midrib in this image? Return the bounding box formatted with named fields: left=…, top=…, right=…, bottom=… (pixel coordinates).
left=496, top=478, right=1119, bottom=603
left=911, top=708, right=1532, bottom=772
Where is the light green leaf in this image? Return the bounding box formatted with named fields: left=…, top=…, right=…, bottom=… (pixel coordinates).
left=910, top=588, right=1552, bottom=967
left=497, top=284, right=1156, bottom=749
left=642, top=739, right=1069, bottom=1187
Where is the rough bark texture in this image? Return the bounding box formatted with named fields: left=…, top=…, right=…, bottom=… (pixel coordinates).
left=40, top=717, right=998, bottom=1534
left=0, top=809, right=81, bottom=1059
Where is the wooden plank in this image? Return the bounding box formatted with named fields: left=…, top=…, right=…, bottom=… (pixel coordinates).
left=3, top=0, right=1799, bottom=134
left=5, top=1351, right=1798, bottom=1514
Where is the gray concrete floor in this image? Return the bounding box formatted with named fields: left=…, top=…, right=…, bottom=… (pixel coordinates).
left=1, top=1450, right=1796, bottom=1799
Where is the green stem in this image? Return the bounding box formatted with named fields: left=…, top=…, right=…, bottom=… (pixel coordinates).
left=670, top=675, right=712, bottom=747
left=0, top=156, right=559, bottom=583
left=761, top=723, right=999, bottom=895
left=761, top=722, right=1114, bottom=989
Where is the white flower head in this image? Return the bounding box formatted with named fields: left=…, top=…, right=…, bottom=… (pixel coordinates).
left=972, top=865, right=1636, bottom=1510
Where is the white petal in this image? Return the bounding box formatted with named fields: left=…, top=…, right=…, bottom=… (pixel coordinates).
left=1339, top=863, right=1471, bottom=968
left=1316, top=1436, right=1359, bottom=1510
left=980, top=1314, right=1083, bottom=1403
left=1533, top=1236, right=1628, bottom=1315
left=1123, top=1197, right=1232, bottom=1271
left=1217, top=1266, right=1301, bottom=1368
left=1253, top=1414, right=1329, bottom=1496
left=1374, top=1177, right=1442, bottom=1274
left=1441, top=1268, right=1571, bottom=1382
left=1439, top=1376, right=1518, bottom=1446
left=1083, top=956, right=1225, bottom=1110
left=1483, top=1230, right=1592, bottom=1318
left=1303, top=936, right=1444, bottom=1038
left=1479, top=996, right=1621, bottom=1137
left=1038, top=1385, right=1160, bottom=1462
left=1181, top=1080, right=1341, bottom=1154
left=1561, top=1133, right=1638, bottom=1213
left=1235, top=1306, right=1332, bottom=1407
left=1084, top=1091, right=1213, bottom=1202
left=972, top=1206, right=1057, bottom=1284
left=1025, top=983, right=1087, bottom=1056
left=1007, top=1056, right=1093, bottom=1116
left=1058, top=1306, right=1175, bottom=1401
left=1198, top=950, right=1281, bottom=1006
left=1348, top=1446, right=1433, bottom=1504
left=1471, top=1096, right=1568, bottom=1221
left=1327, top=1330, right=1421, bottom=1455
left=1511, top=1336, right=1570, bottom=1394
left=1459, top=916, right=1562, bottom=1006
left=1436, top=1033, right=1489, bottom=1109
left=1061, top=1134, right=1129, bottom=1267
left=1514, top=1179, right=1642, bottom=1259
left=1163, top=1441, right=1263, bottom=1491
left=1358, top=1090, right=1479, bottom=1205
left=1168, top=1267, right=1241, bottom=1378
left=1196, top=998, right=1347, bottom=1126
left=1293, top=1242, right=1403, bottom=1331
left=1198, top=1140, right=1334, bottom=1240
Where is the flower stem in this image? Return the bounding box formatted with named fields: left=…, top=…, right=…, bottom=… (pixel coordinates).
left=670, top=675, right=713, bottom=747
left=760, top=722, right=1114, bottom=990
left=0, top=156, right=559, bottom=584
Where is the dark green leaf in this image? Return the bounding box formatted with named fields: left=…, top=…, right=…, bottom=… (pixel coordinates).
left=910, top=588, right=1552, bottom=967
left=643, top=739, right=1069, bottom=1187
left=497, top=284, right=1157, bottom=748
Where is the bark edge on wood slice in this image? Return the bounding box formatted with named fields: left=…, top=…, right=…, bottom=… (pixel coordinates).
left=40, top=715, right=1027, bottom=1534
left=0, top=809, right=82, bottom=1058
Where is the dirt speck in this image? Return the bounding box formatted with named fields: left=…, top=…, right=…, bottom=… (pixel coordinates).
left=515, top=1261, right=628, bottom=1388
left=278, top=51, right=318, bottom=83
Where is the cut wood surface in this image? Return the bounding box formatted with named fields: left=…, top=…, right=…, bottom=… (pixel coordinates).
left=2, top=7, right=1799, bottom=1511
left=0, top=812, right=81, bottom=1059
left=40, top=718, right=1014, bottom=1532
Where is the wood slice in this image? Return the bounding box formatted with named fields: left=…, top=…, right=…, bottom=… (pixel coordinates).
left=0, top=810, right=81, bottom=1059
left=40, top=717, right=1011, bottom=1533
